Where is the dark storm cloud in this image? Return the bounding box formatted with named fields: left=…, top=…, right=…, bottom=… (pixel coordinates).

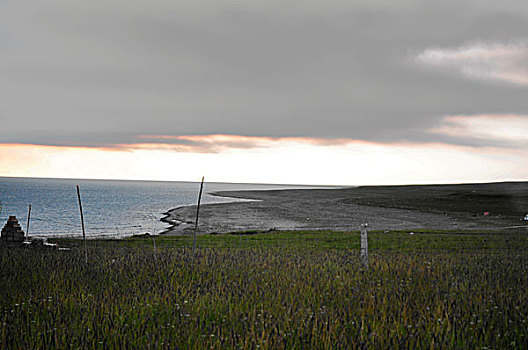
left=1, top=0, right=528, bottom=148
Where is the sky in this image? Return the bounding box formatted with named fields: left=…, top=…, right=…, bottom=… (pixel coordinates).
left=1, top=0, right=527, bottom=185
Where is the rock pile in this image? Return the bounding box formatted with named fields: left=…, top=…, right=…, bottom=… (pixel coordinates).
left=1, top=216, right=26, bottom=243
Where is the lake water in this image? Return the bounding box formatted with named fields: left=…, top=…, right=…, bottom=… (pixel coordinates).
left=0, top=177, right=319, bottom=238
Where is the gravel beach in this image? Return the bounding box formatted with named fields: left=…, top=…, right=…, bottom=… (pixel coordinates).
left=163, top=182, right=528, bottom=234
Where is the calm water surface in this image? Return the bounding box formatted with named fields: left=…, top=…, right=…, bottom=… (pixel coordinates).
left=0, top=177, right=319, bottom=238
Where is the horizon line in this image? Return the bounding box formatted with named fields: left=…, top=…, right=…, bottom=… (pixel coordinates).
left=1, top=175, right=526, bottom=188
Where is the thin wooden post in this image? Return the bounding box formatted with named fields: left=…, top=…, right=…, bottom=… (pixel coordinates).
left=192, top=176, right=205, bottom=259
left=25, top=204, right=31, bottom=241
left=153, top=234, right=158, bottom=262
left=360, top=223, right=369, bottom=268
left=76, top=185, right=88, bottom=264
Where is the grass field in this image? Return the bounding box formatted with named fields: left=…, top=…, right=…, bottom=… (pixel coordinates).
left=1, top=229, right=528, bottom=348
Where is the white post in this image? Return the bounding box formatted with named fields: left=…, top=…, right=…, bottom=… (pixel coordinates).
left=360, top=223, right=368, bottom=268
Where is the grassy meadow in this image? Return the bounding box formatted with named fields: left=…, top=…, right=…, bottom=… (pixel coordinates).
left=1, top=229, right=528, bottom=348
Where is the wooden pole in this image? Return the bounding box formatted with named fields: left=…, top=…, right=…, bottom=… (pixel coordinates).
left=25, top=204, right=31, bottom=241
left=192, top=176, right=205, bottom=259
left=148, top=215, right=158, bottom=262
left=360, top=223, right=369, bottom=268
left=76, top=185, right=88, bottom=264
left=153, top=234, right=158, bottom=262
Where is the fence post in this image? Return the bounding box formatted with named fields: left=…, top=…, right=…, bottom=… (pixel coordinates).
left=192, top=176, right=205, bottom=260
left=76, top=185, right=88, bottom=264
left=25, top=204, right=31, bottom=242
left=360, top=223, right=368, bottom=268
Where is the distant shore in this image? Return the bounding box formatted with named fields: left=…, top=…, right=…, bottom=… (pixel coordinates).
left=163, top=181, right=528, bottom=234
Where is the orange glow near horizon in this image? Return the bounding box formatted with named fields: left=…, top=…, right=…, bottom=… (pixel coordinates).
left=132, top=134, right=360, bottom=153
left=1, top=136, right=527, bottom=185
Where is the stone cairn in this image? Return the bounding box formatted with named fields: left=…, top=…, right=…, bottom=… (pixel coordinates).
left=1, top=216, right=26, bottom=244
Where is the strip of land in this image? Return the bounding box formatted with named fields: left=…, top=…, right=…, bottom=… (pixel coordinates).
left=163, top=181, right=528, bottom=234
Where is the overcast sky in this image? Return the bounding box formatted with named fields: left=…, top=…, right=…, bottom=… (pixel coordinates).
left=1, top=0, right=527, bottom=184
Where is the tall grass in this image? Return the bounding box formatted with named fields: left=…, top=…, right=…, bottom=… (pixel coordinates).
left=1, top=230, right=527, bottom=348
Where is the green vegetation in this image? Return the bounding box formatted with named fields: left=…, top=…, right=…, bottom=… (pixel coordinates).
left=1, top=230, right=528, bottom=348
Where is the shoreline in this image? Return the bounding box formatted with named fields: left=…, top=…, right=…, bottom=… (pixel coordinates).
left=160, top=191, right=264, bottom=234
left=161, top=207, right=192, bottom=234
left=161, top=182, right=528, bottom=235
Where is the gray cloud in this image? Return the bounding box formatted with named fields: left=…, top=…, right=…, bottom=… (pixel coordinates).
left=428, top=114, right=528, bottom=149
left=416, top=40, right=528, bottom=85
left=1, top=0, right=528, bottom=148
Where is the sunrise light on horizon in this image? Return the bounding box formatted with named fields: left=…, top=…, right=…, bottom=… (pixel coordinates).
left=1, top=130, right=526, bottom=186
